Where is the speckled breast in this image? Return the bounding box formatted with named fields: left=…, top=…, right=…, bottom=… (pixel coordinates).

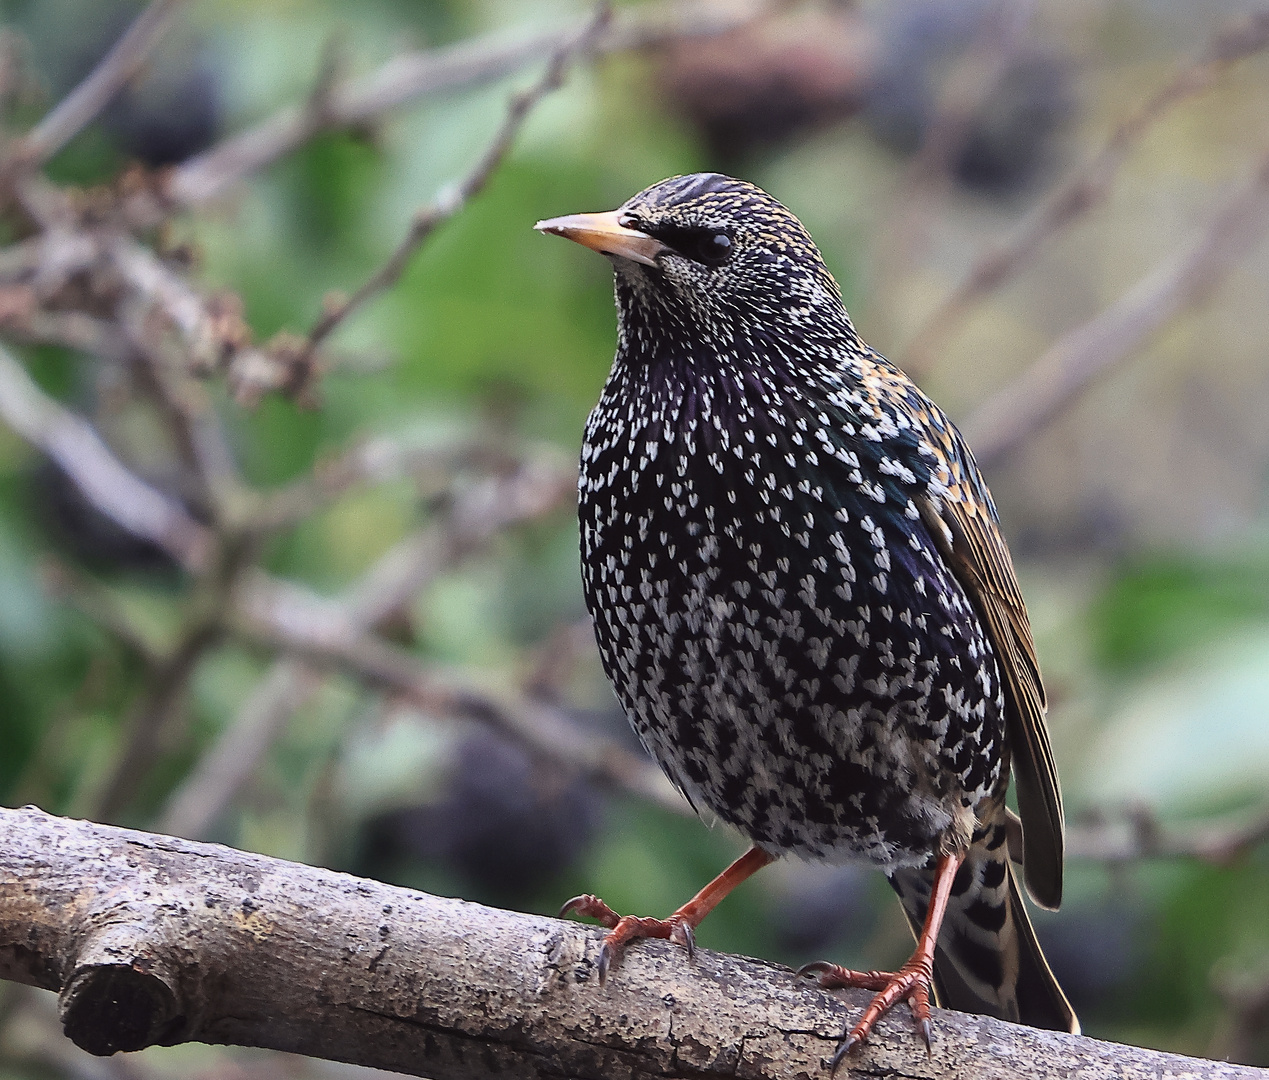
left=580, top=376, right=1008, bottom=870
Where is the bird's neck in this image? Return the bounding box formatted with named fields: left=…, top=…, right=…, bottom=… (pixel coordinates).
left=612, top=279, right=865, bottom=388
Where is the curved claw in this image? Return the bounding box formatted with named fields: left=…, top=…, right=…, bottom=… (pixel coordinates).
left=669, top=920, right=696, bottom=958
left=559, top=894, right=589, bottom=918
left=797, top=960, right=837, bottom=980
left=597, top=940, right=615, bottom=985
left=829, top=1033, right=860, bottom=1074
left=920, top=1016, right=933, bottom=1056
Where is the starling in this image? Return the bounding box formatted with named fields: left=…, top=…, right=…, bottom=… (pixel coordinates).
left=536, top=173, right=1077, bottom=1061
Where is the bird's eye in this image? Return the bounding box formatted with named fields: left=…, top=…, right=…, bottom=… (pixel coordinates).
left=653, top=226, right=735, bottom=267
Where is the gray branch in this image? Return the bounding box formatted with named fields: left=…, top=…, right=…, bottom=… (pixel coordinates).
left=15, top=0, right=185, bottom=166
left=166, top=0, right=767, bottom=207
left=1, top=807, right=1265, bottom=1080
left=0, top=340, right=213, bottom=572
left=963, top=144, right=1269, bottom=468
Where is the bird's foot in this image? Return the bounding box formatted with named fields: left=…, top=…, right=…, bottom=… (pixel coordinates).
left=560, top=894, right=697, bottom=984
left=799, top=958, right=935, bottom=1070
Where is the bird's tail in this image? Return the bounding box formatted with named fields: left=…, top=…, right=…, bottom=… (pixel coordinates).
left=887, top=811, right=1079, bottom=1034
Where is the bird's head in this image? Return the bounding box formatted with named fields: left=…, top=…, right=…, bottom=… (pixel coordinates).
left=536, top=173, right=856, bottom=358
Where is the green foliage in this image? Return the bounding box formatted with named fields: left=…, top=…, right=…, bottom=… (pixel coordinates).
left=1092, top=551, right=1269, bottom=671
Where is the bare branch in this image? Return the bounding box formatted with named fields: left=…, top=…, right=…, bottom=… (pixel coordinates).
left=38, top=559, right=165, bottom=666
left=900, top=8, right=1269, bottom=374
left=159, top=452, right=580, bottom=838
left=12, top=0, right=185, bottom=168
left=0, top=307, right=131, bottom=364
left=251, top=434, right=492, bottom=533
left=166, top=0, right=766, bottom=206
left=963, top=145, right=1269, bottom=468
left=235, top=569, right=687, bottom=818
left=1213, top=963, right=1269, bottom=1066
left=222, top=459, right=664, bottom=814
left=300, top=4, right=613, bottom=361
left=0, top=227, right=99, bottom=297
left=157, top=658, right=321, bottom=839
left=2, top=806, right=1266, bottom=1079
left=108, top=237, right=254, bottom=377
left=1068, top=802, right=1269, bottom=866
left=0, top=339, right=213, bottom=572
left=93, top=614, right=223, bottom=822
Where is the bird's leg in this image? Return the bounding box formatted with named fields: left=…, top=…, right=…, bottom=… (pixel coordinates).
left=561, top=845, right=774, bottom=983
left=800, top=851, right=963, bottom=1068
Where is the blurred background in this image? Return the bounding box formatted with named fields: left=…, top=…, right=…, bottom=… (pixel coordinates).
left=1, top=0, right=1268, bottom=1074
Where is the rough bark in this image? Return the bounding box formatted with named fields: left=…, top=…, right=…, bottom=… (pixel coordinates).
left=0, top=805, right=1262, bottom=1080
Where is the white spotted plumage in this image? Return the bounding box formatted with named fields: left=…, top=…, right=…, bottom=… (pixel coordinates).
left=579, top=177, right=1005, bottom=869
left=561, top=173, right=1075, bottom=1035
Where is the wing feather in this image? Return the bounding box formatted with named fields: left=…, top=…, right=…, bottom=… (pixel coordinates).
left=916, top=448, right=1065, bottom=910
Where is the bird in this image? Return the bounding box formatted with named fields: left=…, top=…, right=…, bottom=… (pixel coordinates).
left=535, top=173, right=1077, bottom=1066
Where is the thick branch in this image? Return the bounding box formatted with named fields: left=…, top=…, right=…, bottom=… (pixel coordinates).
left=0, top=807, right=1264, bottom=1079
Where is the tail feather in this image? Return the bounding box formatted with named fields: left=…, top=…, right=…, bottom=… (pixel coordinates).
left=888, top=821, right=1078, bottom=1034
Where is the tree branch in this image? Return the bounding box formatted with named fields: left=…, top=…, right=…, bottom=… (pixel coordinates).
left=1068, top=802, right=1269, bottom=866
left=962, top=143, right=1269, bottom=468
left=1, top=807, right=1264, bottom=1079
left=233, top=569, right=686, bottom=818
left=165, top=0, right=767, bottom=207
left=12, top=0, right=185, bottom=168
left=158, top=450, right=580, bottom=839
left=0, top=339, right=213, bottom=573
left=298, top=3, right=612, bottom=362
left=899, top=8, right=1269, bottom=375
left=156, top=658, right=320, bottom=839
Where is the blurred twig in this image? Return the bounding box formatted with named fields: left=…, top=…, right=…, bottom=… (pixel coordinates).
left=964, top=144, right=1269, bottom=468
left=10, top=0, right=185, bottom=169
left=0, top=339, right=213, bottom=572
left=166, top=0, right=767, bottom=207
left=158, top=659, right=321, bottom=839
left=108, top=237, right=260, bottom=384
left=249, top=435, right=470, bottom=533
left=524, top=617, right=599, bottom=699
left=93, top=612, right=223, bottom=822
left=900, top=8, right=1269, bottom=375
left=160, top=452, right=582, bottom=838
left=235, top=564, right=686, bottom=817
left=39, top=559, right=164, bottom=665
left=298, top=4, right=613, bottom=363
left=1212, top=963, right=1269, bottom=1066
left=1067, top=802, right=1269, bottom=865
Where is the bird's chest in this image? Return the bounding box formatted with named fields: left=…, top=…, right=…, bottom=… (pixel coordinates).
left=579, top=398, right=1006, bottom=863
left=580, top=408, right=968, bottom=710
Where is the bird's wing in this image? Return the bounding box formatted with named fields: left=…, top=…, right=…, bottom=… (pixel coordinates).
left=916, top=444, right=1065, bottom=911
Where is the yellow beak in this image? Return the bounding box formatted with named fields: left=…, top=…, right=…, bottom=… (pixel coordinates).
left=534, top=210, right=667, bottom=267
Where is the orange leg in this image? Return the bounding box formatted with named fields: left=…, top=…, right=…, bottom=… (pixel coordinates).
left=561, top=845, right=775, bottom=983
left=800, top=851, right=963, bottom=1070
